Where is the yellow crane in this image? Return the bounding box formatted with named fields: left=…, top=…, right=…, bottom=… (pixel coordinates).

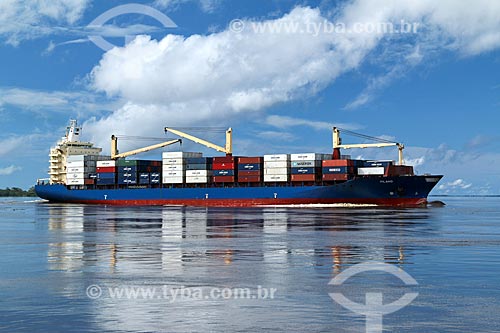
left=333, top=127, right=405, bottom=165
left=164, top=127, right=233, bottom=155
left=110, top=135, right=182, bottom=160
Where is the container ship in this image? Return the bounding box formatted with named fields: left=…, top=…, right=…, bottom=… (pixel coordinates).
left=35, top=120, right=442, bottom=207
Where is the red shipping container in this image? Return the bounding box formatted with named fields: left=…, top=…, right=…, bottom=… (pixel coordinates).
left=238, top=170, right=261, bottom=176
left=238, top=157, right=263, bottom=164
left=84, top=179, right=95, bottom=185
left=212, top=163, right=235, bottom=170
left=213, top=176, right=235, bottom=183
left=323, top=174, right=350, bottom=181
left=238, top=175, right=261, bottom=182
left=96, top=166, right=116, bottom=173
left=322, top=159, right=354, bottom=167
left=291, top=174, right=317, bottom=182
left=385, top=165, right=414, bottom=177
left=212, top=156, right=236, bottom=163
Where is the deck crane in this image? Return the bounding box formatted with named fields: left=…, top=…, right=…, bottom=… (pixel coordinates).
left=110, top=135, right=182, bottom=160
left=164, top=127, right=233, bottom=155
left=332, top=127, right=405, bottom=165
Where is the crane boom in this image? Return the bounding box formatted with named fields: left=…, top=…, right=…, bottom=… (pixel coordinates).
left=164, top=127, right=232, bottom=155
left=333, top=127, right=405, bottom=165
left=111, top=135, right=181, bottom=160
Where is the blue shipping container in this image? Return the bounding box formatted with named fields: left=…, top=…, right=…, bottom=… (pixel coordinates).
left=97, top=172, right=116, bottom=179
left=238, top=163, right=261, bottom=171
left=214, top=169, right=234, bottom=176
left=186, top=163, right=210, bottom=170
left=185, top=157, right=208, bottom=164
left=118, top=166, right=137, bottom=173
left=96, top=178, right=116, bottom=185
left=363, top=161, right=393, bottom=168
left=291, top=167, right=317, bottom=175
left=322, top=166, right=349, bottom=174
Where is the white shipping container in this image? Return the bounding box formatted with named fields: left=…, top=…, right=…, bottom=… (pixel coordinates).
left=66, top=172, right=92, bottom=180
left=263, top=161, right=290, bottom=168
left=162, top=158, right=185, bottom=165
left=66, top=154, right=99, bottom=162
left=290, top=153, right=324, bottom=161
left=163, top=170, right=184, bottom=177
left=66, top=178, right=85, bottom=185
left=357, top=167, right=385, bottom=175
left=264, top=154, right=290, bottom=162
left=162, top=176, right=184, bottom=184
left=186, top=170, right=211, bottom=177
left=162, top=164, right=185, bottom=172
left=66, top=160, right=96, bottom=168
left=264, top=167, right=290, bottom=175
left=185, top=176, right=211, bottom=183
left=264, top=175, right=289, bottom=182
left=162, top=152, right=203, bottom=159
left=291, top=160, right=321, bottom=167
left=96, top=160, right=116, bottom=167
left=66, top=166, right=95, bottom=173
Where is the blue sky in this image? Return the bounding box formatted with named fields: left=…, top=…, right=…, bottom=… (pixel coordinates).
left=0, top=0, right=499, bottom=194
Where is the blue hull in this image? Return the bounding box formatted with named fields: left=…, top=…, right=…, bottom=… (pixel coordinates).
left=35, top=175, right=443, bottom=207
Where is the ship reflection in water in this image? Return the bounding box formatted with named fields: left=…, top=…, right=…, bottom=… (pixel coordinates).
left=37, top=203, right=442, bottom=332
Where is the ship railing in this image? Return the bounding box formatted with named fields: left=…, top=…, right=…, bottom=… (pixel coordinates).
left=36, top=178, right=50, bottom=186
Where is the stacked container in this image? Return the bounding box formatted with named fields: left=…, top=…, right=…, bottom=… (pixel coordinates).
left=237, top=157, right=263, bottom=183
left=358, top=160, right=393, bottom=176
left=162, top=152, right=203, bottom=184
left=322, top=159, right=355, bottom=181
left=212, top=156, right=237, bottom=183
left=96, top=160, right=116, bottom=185
left=65, top=155, right=97, bottom=185
left=264, top=154, right=290, bottom=182
left=290, top=153, right=329, bottom=182
left=185, top=157, right=213, bottom=183
left=116, top=160, right=162, bottom=185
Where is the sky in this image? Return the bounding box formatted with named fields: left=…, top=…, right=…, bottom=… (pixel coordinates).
left=0, top=0, right=499, bottom=194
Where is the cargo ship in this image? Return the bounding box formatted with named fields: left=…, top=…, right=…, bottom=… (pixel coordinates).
left=35, top=120, right=442, bottom=206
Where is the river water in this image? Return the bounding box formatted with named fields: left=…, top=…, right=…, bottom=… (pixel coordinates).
left=1, top=197, right=499, bottom=332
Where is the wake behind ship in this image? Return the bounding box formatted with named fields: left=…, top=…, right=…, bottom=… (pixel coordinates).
left=35, top=121, right=442, bottom=207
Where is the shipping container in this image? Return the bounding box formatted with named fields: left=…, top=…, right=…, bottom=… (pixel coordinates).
left=212, top=163, right=235, bottom=170
left=66, top=160, right=96, bottom=168
left=97, top=172, right=115, bottom=179
left=213, top=175, right=235, bottom=183
left=186, top=170, right=211, bottom=177
left=139, top=173, right=150, bottom=185
left=213, top=169, right=234, bottom=176
left=185, top=176, right=211, bottom=183
left=264, top=174, right=288, bottom=182
left=291, top=174, right=318, bottom=182
left=185, top=163, right=210, bottom=170
left=66, top=178, right=85, bottom=185
left=385, top=165, right=414, bottom=177
left=96, top=166, right=116, bottom=173
left=66, top=166, right=96, bottom=173
left=163, top=170, right=183, bottom=177
left=185, top=157, right=209, bottom=164
left=66, top=172, right=93, bottom=180
left=238, top=170, right=261, bottom=176
left=96, top=178, right=116, bottom=185
left=264, top=154, right=289, bottom=162
left=237, top=163, right=261, bottom=171
left=162, top=176, right=184, bottom=184
left=263, top=161, right=290, bottom=168
left=322, top=159, right=354, bottom=167
left=96, top=160, right=116, bottom=168
left=162, top=164, right=185, bottom=172
left=290, top=153, right=324, bottom=161
left=264, top=167, right=290, bottom=175
left=66, top=155, right=99, bottom=162
left=238, top=157, right=263, bottom=164
left=212, top=156, right=236, bottom=163
left=363, top=160, right=393, bottom=168
left=118, top=166, right=137, bottom=173
left=291, top=160, right=321, bottom=167
left=322, top=166, right=353, bottom=174
left=150, top=173, right=160, bottom=184
left=162, top=158, right=185, bottom=165
left=162, top=152, right=203, bottom=159
left=238, top=175, right=261, bottom=183
left=291, top=167, right=319, bottom=175
left=322, top=174, right=350, bottom=181
left=357, top=167, right=385, bottom=175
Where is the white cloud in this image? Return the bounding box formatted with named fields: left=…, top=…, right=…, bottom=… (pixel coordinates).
left=264, top=115, right=359, bottom=132
left=0, top=165, right=21, bottom=176
left=438, top=178, right=473, bottom=191
left=0, top=137, right=24, bottom=156
left=0, top=88, right=117, bottom=115
left=154, top=0, right=222, bottom=13
left=0, top=0, right=90, bottom=45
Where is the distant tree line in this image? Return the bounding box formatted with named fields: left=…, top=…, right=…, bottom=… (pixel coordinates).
left=0, top=187, right=36, bottom=197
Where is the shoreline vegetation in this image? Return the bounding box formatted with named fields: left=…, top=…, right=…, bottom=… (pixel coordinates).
left=0, top=187, right=36, bottom=197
